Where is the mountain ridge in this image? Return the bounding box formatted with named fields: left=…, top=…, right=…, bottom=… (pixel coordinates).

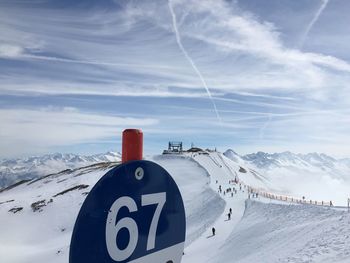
left=224, top=149, right=350, bottom=171
left=0, top=152, right=121, bottom=189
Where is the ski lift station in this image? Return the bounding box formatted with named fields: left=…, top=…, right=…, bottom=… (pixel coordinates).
left=163, top=141, right=183, bottom=154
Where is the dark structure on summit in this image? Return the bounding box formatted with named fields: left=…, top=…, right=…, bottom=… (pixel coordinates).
left=163, top=141, right=183, bottom=154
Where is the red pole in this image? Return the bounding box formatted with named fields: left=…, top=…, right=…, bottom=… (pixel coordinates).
left=122, top=129, right=143, bottom=163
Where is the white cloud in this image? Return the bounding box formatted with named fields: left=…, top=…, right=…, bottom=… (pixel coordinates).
left=0, top=0, right=350, bottom=158
left=0, top=107, right=158, bottom=157
left=1, top=0, right=350, bottom=100
left=0, top=44, right=24, bottom=58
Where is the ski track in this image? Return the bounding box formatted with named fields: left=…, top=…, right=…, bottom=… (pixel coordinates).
left=182, top=153, right=247, bottom=263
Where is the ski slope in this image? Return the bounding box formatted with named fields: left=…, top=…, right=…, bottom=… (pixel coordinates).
left=0, top=162, right=117, bottom=263
left=0, top=151, right=349, bottom=263
left=217, top=200, right=350, bottom=263
left=152, top=155, right=225, bottom=246
left=233, top=150, right=350, bottom=206
left=181, top=154, right=246, bottom=263
left=0, top=155, right=224, bottom=263
left=180, top=152, right=350, bottom=263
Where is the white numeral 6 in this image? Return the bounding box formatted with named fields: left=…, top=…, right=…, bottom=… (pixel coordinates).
left=106, top=193, right=166, bottom=261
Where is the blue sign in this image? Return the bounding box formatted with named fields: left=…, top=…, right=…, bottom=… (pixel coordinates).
left=69, top=160, right=186, bottom=263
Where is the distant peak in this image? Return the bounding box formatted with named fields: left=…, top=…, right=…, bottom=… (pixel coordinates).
left=224, top=149, right=239, bottom=155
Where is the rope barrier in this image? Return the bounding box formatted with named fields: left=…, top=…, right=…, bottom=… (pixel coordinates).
left=237, top=182, right=334, bottom=207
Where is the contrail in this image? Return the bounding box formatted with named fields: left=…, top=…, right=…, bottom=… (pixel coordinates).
left=300, top=0, right=329, bottom=48
left=168, top=0, right=222, bottom=123
left=21, top=54, right=175, bottom=70
left=259, top=114, right=272, bottom=140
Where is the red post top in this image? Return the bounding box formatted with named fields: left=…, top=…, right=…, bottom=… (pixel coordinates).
left=122, top=129, right=143, bottom=163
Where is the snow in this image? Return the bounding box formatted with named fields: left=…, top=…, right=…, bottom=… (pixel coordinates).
left=1, top=150, right=350, bottom=263
left=229, top=150, right=350, bottom=206
left=0, top=152, right=121, bottom=189
left=181, top=156, right=246, bottom=263
left=151, top=155, right=226, bottom=246
left=0, top=162, right=115, bottom=263
left=0, top=154, right=224, bottom=262
left=217, top=200, right=350, bottom=263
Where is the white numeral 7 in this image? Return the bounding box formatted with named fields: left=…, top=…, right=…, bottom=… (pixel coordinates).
left=142, top=192, right=166, bottom=251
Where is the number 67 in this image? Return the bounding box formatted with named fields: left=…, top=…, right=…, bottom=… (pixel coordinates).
left=106, top=192, right=166, bottom=261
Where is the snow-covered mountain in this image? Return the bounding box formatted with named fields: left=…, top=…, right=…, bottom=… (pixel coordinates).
left=242, top=151, right=350, bottom=172
left=0, top=153, right=227, bottom=263
left=1, top=151, right=349, bottom=263
left=224, top=149, right=350, bottom=206
left=0, top=152, right=121, bottom=189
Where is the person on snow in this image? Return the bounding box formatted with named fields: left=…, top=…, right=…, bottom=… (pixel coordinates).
left=228, top=213, right=231, bottom=220
left=229, top=208, right=232, bottom=214
left=212, top=227, right=216, bottom=236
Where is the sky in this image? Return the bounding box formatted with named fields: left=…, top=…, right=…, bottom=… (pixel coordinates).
left=0, top=0, right=350, bottom=158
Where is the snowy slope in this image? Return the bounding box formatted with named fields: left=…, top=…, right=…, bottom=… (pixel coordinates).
left=0, top=162, right=117, bottom=263
left=0, top=155, right=223, bottom=263
left=218, top=150, right=271, bottom=189
left=217, top=200, right=350, bottom=263
left=181, top=151, right=350, bottom=263
left=152, top=155, right=225, bottom=246
left=0, top=152, right=121, bottom=189
left=182, top=152, right=247, bottom=263
left=226, top=150, right=350, bottom=206
left=1, top=150, right=350, bottom=263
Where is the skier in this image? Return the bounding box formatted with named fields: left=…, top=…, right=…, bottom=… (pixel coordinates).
left=212, top=227, right=216, bottom=236
left=229, top=208, right=232, bottom=214
left=228, top=213, right=231, bottom=220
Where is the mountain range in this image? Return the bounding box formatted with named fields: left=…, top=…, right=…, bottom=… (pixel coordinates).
left=1, top=151, right=349, bottom=262
left=224, top=149, right=350, bottom=205
left=225, top=149, right=350, bottom=175
left=2, top=149, right=350, bottom=204
left=0, top=152, right=120, bottom=189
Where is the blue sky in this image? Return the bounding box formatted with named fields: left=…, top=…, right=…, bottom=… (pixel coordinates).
left=1, top=0, right=350, bottom=158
